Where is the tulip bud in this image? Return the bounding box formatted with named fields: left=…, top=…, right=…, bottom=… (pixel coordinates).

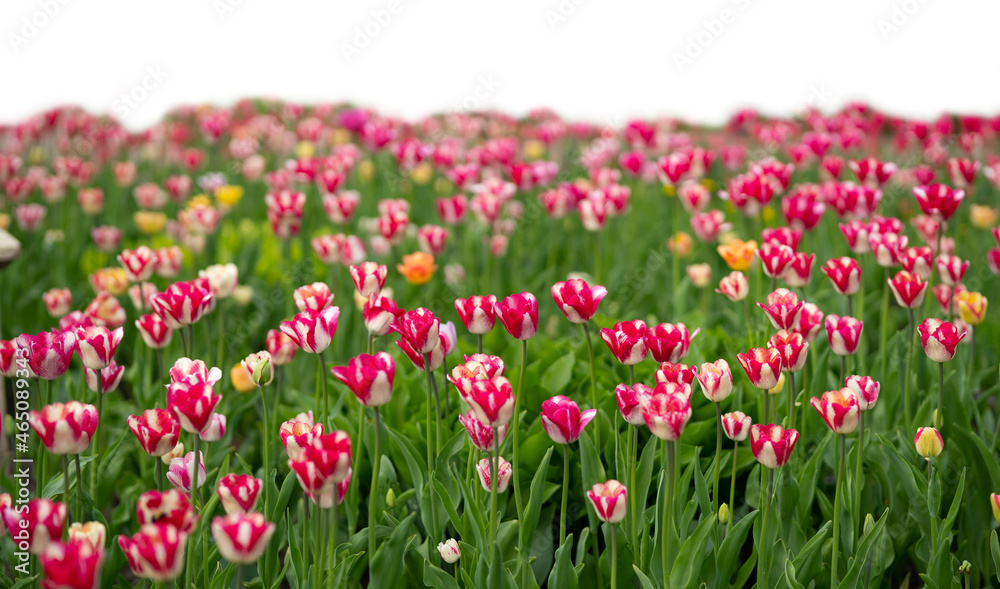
left=477, top=456, right=512, bottom=492
left=718, top=503, right=730, bottom=525
left=767, top=373, right=786, bottom=395
left=386, top=488, right=396, bottom=508
left=914, top=427, right=943, bottom=460
left=161, top=442, right=184, bottom=464
left=990, top=493, right=1000, bottom=525
left=437, top=538, right=461, bottom=563
left=243, top=352, right=274, bottom=386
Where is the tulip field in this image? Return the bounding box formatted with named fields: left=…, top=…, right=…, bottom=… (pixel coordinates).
left=2, top=101, right=1000, bottom=589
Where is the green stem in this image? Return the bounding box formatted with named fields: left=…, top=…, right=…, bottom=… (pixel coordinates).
left=319, top=353, right=329, bottom=427
left=156, top=458, right=163, bottom=491
left=928, top=460, right=937, bottom=548
left=855, top=410, right=865, bottom=547
left=490, top=428, right=499, bottom=552
left=369, top=407, right=382, bottom=564
left=714, top=402, right=722, bottom=516
left=302, top=499, right=311, bottom=583
left=879, top=267, right=890, bottom=379
left=330, top=495, right=338, bottom=575
left=610, top=523, right=618, bottom=589
left=512, top=339, right=527, bottom=523
left=63, top=456, right=70, bottom=517
left=74, top=453, right=82, bottom=518
left=478, top=334, right=483, bottom=355
left=628, top=425, right=637, bottom=550
left=350, top=406, right=365, bottom=535
left=728, top=442, right=738, bottom=535
left=743, top=298, right=755, bottom=348
left=259, top=384, right=271, bottom=512
left=91, top=378, right=102, bottom=504
left=937, top=362, right=945, bottom=429
left=217, top=303, right=225, bottom=371
left=904, top=309, right=916, bottom=429
left=424, top=354, right=436, bottom=470
left=582, top=324, right=600, bottom=456
left=560, top=444, right=569, bottom=546
left=788, top=371, right=796, bottom=433
left=759, top=468, right=774, bottom=586
left=662, top=439, right=675, bottom=586
left=832, top=434, right=845, bottom=588
left=315, top=500, right=324, bottom=589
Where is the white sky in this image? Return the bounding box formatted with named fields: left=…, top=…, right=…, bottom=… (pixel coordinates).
left=2, top=0, right=998, bottom=130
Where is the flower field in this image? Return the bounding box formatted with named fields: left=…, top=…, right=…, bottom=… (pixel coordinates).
left=0, top=101, right=998, bottom=588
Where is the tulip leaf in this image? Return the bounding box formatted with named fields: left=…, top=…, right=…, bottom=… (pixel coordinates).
left=41, top=454, right=96, bottom=498
left=436, top=430, right=467, bottom=472
left=433, top=477, right=467, bottom=539
left=520, top=446, right=554, bottom=552
left=837, top=508, right=888, bottom=589
left=788, top=520, right=831, bottom=586
left=669, top=512, right=715, bottom=589
left=796, top=432, right=831, bottom=520
left=548, top=533, right=578, bottom=589
left=782, top=560, right=805, bottom=589
left=991, top=530, right=1000, bottom=583
left=633, top=565, right=657, bottom=589
left=423, top=560, right=460, bottom=589
left=388, top=426, right=426, bottom=491
left=635, top=434, right=658, bottom=530
left=454, top=464, right=488, bottom=550
left=714, top=510, right=759, bottom=589
left=370, top=512, right=417, bottom=588
left=541, top=352, right=575, bottom=396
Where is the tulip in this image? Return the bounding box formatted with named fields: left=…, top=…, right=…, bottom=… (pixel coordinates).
left=198, top=263, right=239, bottom=299
left=43, top=288, right=72, bottom=318
left=459, top=410, right=507, bottom=451
left=0, top=498, right=66, bottom=554
left=722, top=412, right=752, bottom=441
left=30, top=402, right=98, bottom=455
left=397, top=252, right=437, bottom=285
left=150, top=281, right=213, bottom=330
left=749, top=424, right=798, bottom=469
left=466, top=377, right=515, bottom=428
left=935, top=254, right=969, bottom=286
left=74, top=325, right=123, bottom=370
left=199, top=413, right=227, bottom=442
left=992, top=493, right=1000, bottom=526
left=118, top=246, right=157, bottom=282
left=476, top=456, right=512, bottom=492
left=899, top=246, right=934, bottom=280
left=363, top=293, right=405, bottom=337
left=280, top=412, right=324, bottom=461
left=40, top=539, right=105, bottom=589
left=454, top=295, right=497, bottom=336
left=128, top=409, right=181, bottom=458
left=716, top=271, right=749, bottom=302
left=85, top=292, right=126, bottom=329
left=811, top=388, right=860, bottom=434
left=216, top=474, right=263, bottom=514
left=914, top=427, right=943, bottom=460
left=717, top=239, right=757, bottom=271
left=600, top=320, right=649, bottom=366
left=736, top=347, right=782, bottom=390
left=169, top=357, right=222, bottom=387
left=279, top=306, right=340, bottom=355
left=85, top=361, right=125, bottom=393
left=913, top=184, right=965, bottom=222
left=391, top=307, right=440, bottom=355
left=167, top=451, right=206, bottom=493
left=292, top=282, right=334, bottom=312
left=821, top=257, right=861, bottom=296
left=167, top=381, right=221, bottom=434
left=758, top=288, right=803, bottom=330
left=494, top=292, right=539, bottom=340
left=782, top=252, right=815, bottom=288
left=794, top=302, right=824, bottom=343
left=135, top=489, right=197, bottom=533
left=551, top=278, right=607, bottom=323
left=437, top=538, right=461, bottom=564
left=16, top=330, right=76, bottom=380
left=768, top=330, right=808, bottom=373
left=888, top=270, right=928, bottom=309
left=135, top=314, right=173, bottom=350
left=266, top=329, right=297, bottom=365
left=587, top=480, right=628, bottom=524
left=644, top=322, right=698, bottom=364
left=540, top=395, right=597, bottom=445
left=331, top=352, right=395, bottom=407
left=955, top=291, right=987, bottom=326
left=641, top=382, right=692, bottom=441
left=869, top=232, right=908, bottom=267
left=845, top=375, right=880, bottom=412
left=918, top=318, right=967, bottom=363
left=654, top=362, right=697, bottom=388
left=756, top=241, right=794, bottom=279
left=118, top=522, right=187, bottom=582
left=825, top=314, right=863, bottom=356
left=615, top=383, right=650, bottom=425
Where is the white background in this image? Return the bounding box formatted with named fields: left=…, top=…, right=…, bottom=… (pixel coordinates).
left=1, top=0, right=997, bottom=130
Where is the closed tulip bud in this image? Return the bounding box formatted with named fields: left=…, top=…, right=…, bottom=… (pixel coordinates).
left=331, top=352, right=395, bottom=407
left=494, top=292, right=539, bottom=340
left=467, top=376, right=516, bottom=428
left=540, top=395, right=597, bottom=444
left=167, top=451, right=206, bottom=493
left=265, top=329, right=296, bottom=366
left=794, top=302, right=824, bottom=343
left=914, top=427, right=944, bottom=460
left=242, top=351, right=273, bottom=386
left=136, top=490, right=197, bottom=534
left=935, top=254, right=969, bottom=286
left=167, top=379, right=222, bottom=434
left=349, top=262, right=388, bottom=297
left=825, top=314, right=864, bottom=356
left=199, top=413, right=227, bottom=442
left=217, top=474, right=263, bottom=515
left=722, top=411, right=752, bottom=441
left=40, top=538, right=105, bottom=589
left=551, top=278, right=607, bottom=323
left=391, top=308, right=440, bottom=355
left=601, top=320, right=649, bottom=365
left=821, top=257, right=861, bottom=295
left=459, top=410, right=507, bottom=451
left=654, top=362, right=697, bottom=389
left=845, top=375, right=880, bottom=411
left=990, top=493, right=1000, bottom=525
left=293, top=282, right=334, bottom=312
left=230, top=362, right=255, bottom=393
left=918, top=318, right=967, bottom=362
left=955, top=291, right=987, bottom=326
left=767, top=373, right=786, bottom=394
left=386, top=488, right=396, bottom=508
left=737, top=347, right=783, bottom=390
left=280, top=412, right=323, bottom=461
left=899, top=246, right=934, bottom=280
left=135, top=314, right=173, bottom=350
left=118, top=246, right=158, bottom=282
left=642, top=382, right=692, bottom=441
left=30, top=401, right=99, bottom=455
left=437, top=538, right=461, bottom=563
left=749, top=424, right=799, bottom=469
left=0, top=498, right=66, bottom=554
left=913, top=183, right=965, bottom=222
left=756, top=242, right=795, bottom=278
left=43, top=288, right=72, bottom=318
left=811, top=388, right=860, bottom=434
left=719, top=503, right=731, bottom=524
left=477, top=456, right=512, bottom=492
left=67, top=521, right=107, bottom=550
left=279, top=306, right=341, bottom=354
left=783, top=252, right=816, bottom=288
left=454, top=295, right=497, bottom=335
left=86, top=360, right=125, bottom=393
left=888, top=270, right=928, bottom=309
left=616, top=383, right=651, bottom=425
left=716, top=271, right=749, bottom=302
left=128, top=409, right=181, bottom=457
left=17, top=330, right=76, bottom=380
left=645, top=322, right=699, bottom=364
left=118, top=522, right=187, bottom=581
left=695, top=359, right=733, bottom=402
left=587, top=479, right=628, bottom=523
left=869, top=232, right=908, bottom=267
left=758, top=288, right=803, bottom=330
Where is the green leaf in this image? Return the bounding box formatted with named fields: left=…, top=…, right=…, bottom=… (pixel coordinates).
left=548, top=533, right=578, bottom=589
left=436, top=430, right=467, bottom=472
left=633, top=565, right=657, bottom=589
left=433, top=478, right=467, bottom=540
left=783, top=559, right=804, bottom=589
left=455, top=464, right=488, bottom=551
left=388, top=426, right=426, bottom=491
left=541, top=352, right=576, bottom=395
left=41, top=455, right=96, bottom=498
left=370, top=512, right=417, bottom=588
left=714, top=510, right=758, bottom=589
left=423, top=560, right=460, bottom=589
left=271, top=471, right=297, bottom=522
left=670, top=512, right=716, bottom=589
left=789, top=521, right=831, bottom=586
left=991, top=530, right=1000, bottom=583
left=520, top=447, right=554, bottom=550
left=837, top=508, right=888, bottom=589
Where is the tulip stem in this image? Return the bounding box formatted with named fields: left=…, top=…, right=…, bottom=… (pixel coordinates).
left=937, top=362, right=945, bottom=428
left=74, top=453, right=82, bottom=518
left=855, top=410, right=864, bottom=546
left=560, top=444, right=569, bottom=546
left=369, top=407, right=382, bottom=565
left=490, top=427, right=499, bottom=553
left=216, top=303, right=225, bottom=371
left=758, top=466, right=774, bottom=587
left=259, top=383, right=271, bottom=513
left=832, top=433, right=845, bottom=588
left=423, top=354, right=436, bottom=470
left=512, top=339, right=527, bottom=525
left=904, top=308, right=916, bottom=428
left=582, top=324, right=600, bottom=457
left=840, top=356, right=847, bottom=384
left=315, top=500, right=325, bottom=589
left=628, top=425, right=637, bottom=548
left=62, top=456, right=70, bottom=515
left=91, top=377, right=102, bottom=505
left=303, top=499, right=311, bottom=581
left=318, top=353, right=329, bottom=427
left=478, top=334, right=483, bottom=355
left=662, top=439, right=675, bottom=586
left=155, top=350, right=165, bottom=392
left=743, top=299, right=754, bottom=348
left=713, top=402, right=722, bottom=517
left=967, top=328, right=976, bottom=395
left=155, top=458, right=163, bottom=491
left=610, top=523, right=618, bottom=589
left=788, top=371, right=796, bottom=433
left=879, top=267, right=890, bottom=379
left=330, top=495, right=338, bottom=575
left=728, top=442, right=738, bottom=535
